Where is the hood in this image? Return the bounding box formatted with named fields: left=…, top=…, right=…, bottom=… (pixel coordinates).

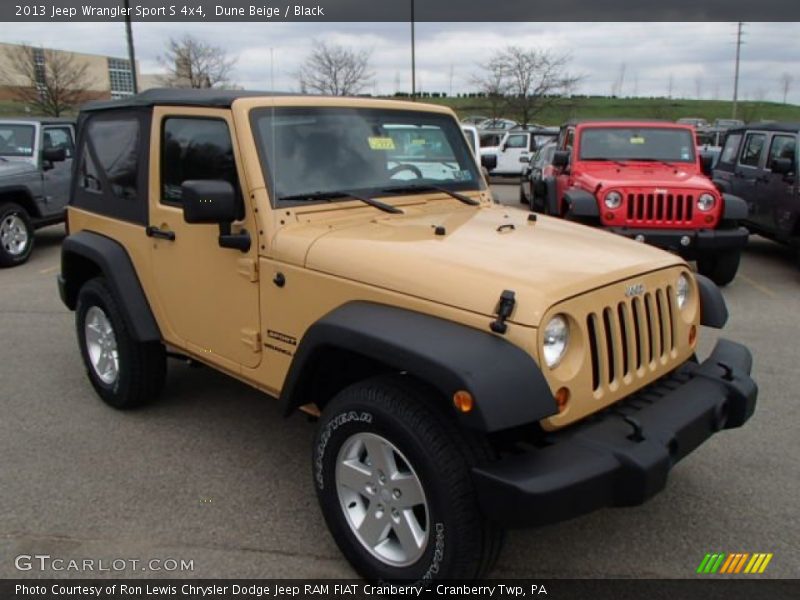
left=575, top=162, right=713, bottom=191
left=278, top=202, right=682, bottom=327
left=0, top=159, right=36, bottom=178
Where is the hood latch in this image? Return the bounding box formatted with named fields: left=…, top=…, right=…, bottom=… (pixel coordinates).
left=490, top=290, right=516, bottom=334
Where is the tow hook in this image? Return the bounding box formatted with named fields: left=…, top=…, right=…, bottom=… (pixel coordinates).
left=623, top=415, right=645, bottom=442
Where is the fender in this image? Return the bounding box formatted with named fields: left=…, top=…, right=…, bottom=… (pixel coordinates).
left=544, top=176, right=559, bottom=215
left=695, top=274, right=728, bottom=329
left=563, top=188, right=600, bottom=218
left=721, top=193, right=748, bottom=221
left=281, top=302, right=557, bottom=433
left=59, top=231, right=161, bottom=342
left=712, top=178, right=732, bottom=194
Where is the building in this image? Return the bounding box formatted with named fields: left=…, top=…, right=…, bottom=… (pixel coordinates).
left=0, top=41, right=142, bottom=103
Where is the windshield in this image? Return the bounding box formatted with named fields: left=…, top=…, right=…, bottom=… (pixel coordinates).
left=0, top=124, right=35, bottom=157
left=251, top=107, right=483, bottom=206
left=579, top=127, right=696, bottom=162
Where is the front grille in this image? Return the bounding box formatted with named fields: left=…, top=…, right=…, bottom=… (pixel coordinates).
left=626, top=193, right=694, bottom=225
left=586, top=286, right=677, bottom=391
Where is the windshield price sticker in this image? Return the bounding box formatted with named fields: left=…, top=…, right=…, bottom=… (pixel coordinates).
left=368, top=137, right=395, bottom=150
left=630, top=136, right=646, bottom=144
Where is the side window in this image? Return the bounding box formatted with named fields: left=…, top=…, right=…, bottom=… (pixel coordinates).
left=768, top=135, right=796, bottom=169
left=80, top=118, right=139, bottom=199
left=161, top=118, right=239, bottom=205
left=505, top=134, right=527, bottom=149
left=43, top=127, right=74, bottom=158
left=565, top=129, right=575, bottom=151
left=719, top=133, right=742, bottom=165
left=739, top=133, right=766, bottom=167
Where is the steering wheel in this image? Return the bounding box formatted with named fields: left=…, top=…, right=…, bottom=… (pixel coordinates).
left=388, top=163, right=423, bottom=180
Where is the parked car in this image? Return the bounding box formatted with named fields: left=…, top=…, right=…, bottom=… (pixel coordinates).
left=58, top=89, right=756, bottom=581
left=519, top=141, right=557, bottom=207
left=477, top=118, right=517, bottom=131
left=533, top=119, right=749, bottom=285
left=0, top=117, right=75, bottom=267
left=677, top=117, right=709, bottom=128
left=460, top=115, right=488, bottom=126
left=712, top=123, right=799, bottom=255
left=490, top=127, right=559, bottom=176
left=462, top=124, right=496, bottom=175
left=713, top=118, right=745, bottom=129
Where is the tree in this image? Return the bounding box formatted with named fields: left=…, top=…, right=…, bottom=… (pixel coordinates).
left=780, top=72, right=793, bottom=104
left=297, top=41, right=373, bottom=96
left=0, top=44, right=94, bottom=116
left=471, top=57, right=507, bottom=119
left=158, top=35, right=236, bottom=89
left=475, top=46, right=580, bottom=126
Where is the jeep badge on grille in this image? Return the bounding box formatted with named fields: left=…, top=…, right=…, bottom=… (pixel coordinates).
left=625, top=283, right=646, bottom=297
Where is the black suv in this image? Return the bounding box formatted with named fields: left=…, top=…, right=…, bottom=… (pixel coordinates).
left=712, top=123, right=798, bottom=254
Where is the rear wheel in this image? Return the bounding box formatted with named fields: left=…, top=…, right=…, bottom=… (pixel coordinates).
left=0, top=202, right=34, bottom=267
left=312, top=375, right=504, bottom=581
left=697, top=250, right=741, bottom=286
left=76, top=277, right=166, bottom=409
left=519, top=182, right=528, bottom=205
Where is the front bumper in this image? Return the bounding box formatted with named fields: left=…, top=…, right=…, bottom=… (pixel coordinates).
left=472, top=339, right=757, bottom=528
left=607, top=226, right=749, bottom=257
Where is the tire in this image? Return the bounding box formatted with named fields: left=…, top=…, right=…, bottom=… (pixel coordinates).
left=697, top=250, right=741, bottom=286
left=519, top=182, right=528, bottom=205
left=312, top=375, right=504, bottom=582
left=0, top=202, right=34, bottom=267
left=76, top=277, right=166, bottom=409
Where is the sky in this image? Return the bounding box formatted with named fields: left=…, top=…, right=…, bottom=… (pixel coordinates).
left=2, top=21, right=799, bottom=104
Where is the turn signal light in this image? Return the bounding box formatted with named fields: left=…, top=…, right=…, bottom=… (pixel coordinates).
left=555, top=387, right=570, bottom=413
left=453, top=390, right=474, bottom=413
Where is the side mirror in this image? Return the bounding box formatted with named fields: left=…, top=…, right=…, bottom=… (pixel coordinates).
left=770, top=157, right=794, bottom=175
left=42, top=147, right=66, bottom=163
left=182, top=180, right=250, bottom=252
left=499, top=143, right=507, bottom=152
left=699, top=153, right=714, bottom=176
left=481, top=154, right=497, bottom=171
left=552, top=150, right=570, bottom=169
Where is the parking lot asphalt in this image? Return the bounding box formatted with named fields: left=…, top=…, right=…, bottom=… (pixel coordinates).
left=1, top=183, right=798, bottom=579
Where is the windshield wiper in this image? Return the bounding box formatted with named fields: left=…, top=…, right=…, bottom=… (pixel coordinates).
left=277, top=190, right=403, bottom=214
left=380, top=184, right=480, bottom=206
left=634, top=158, right=681, bottom=169
left=581, top=158, right=628, bottom=168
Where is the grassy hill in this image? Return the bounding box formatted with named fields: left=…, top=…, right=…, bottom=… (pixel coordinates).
left=3, top=95, right=799, bottom=125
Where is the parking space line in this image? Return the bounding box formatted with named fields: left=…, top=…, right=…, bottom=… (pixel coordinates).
left=738, top=273, right=778, bottom=299
left=38, top=265, right=59, bottom=275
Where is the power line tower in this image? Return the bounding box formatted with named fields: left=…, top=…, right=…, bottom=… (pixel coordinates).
left=732, top=22, right=745, bottom=119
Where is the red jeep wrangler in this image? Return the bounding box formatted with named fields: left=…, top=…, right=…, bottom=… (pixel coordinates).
left=532, top=120, right=749, bottom=285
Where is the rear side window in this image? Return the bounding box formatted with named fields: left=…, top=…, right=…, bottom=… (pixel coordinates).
left=719, top=133, right=741, bottom=165
left=161, top=118, right=238, bottom=205
left=739, top=133, right=766, bottom=167
left=80, top=119, right=139, bottom=200
left=768, top=135, right=796, bottom=167
left=505, top=134, right=527, bottom=149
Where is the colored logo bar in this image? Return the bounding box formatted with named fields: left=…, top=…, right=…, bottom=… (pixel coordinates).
left=696, top=553, right=773, bottom=574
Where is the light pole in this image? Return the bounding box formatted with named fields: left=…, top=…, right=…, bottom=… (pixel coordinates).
left=410, top=0, right=416, bottom=99
left=732, top=22, right=743, bottom=119
left=123, top=0, right=138, bottom=93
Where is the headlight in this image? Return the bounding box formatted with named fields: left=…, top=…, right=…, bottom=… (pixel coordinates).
left=604, top=191, right=623, bottom=209
left=543, top=315, right=569, bottom=368
left=697, top=193, right=716, bottom=211
left=676, top=274, right=691, bottom=309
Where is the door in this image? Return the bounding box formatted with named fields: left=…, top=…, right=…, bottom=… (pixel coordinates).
left=41, top=125, right=75, bottom=213
left=496, top=132, right=529, bottom=174
left=764, top=133, right=798, bottom=240
left=147, top=108, right=261, bottom=370
left=733, top=132, right=770, bottom=230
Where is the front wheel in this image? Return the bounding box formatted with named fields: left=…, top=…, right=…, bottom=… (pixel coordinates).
left=0, top=202, right=34, bottom=267
left=697, top=250, right=741, bottom=286
left=312, top=375, right=503, bottom=582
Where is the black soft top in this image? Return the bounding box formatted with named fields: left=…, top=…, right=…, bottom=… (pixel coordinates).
left=81, top=88, right=290, bottom=112
left=728, top=122, right=800, bottom=134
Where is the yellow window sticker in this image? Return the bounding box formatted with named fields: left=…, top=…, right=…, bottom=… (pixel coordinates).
left=630, top=136, right=646, bottom=144
left=410, top=138, right=427, bottom=145
left=368, top=137, right=395, bottom=150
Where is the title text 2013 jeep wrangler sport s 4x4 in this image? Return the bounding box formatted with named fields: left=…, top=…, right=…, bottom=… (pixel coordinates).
left=529, top=120, right=750, bottom=286
left=58, top=90, right=757, bottom=581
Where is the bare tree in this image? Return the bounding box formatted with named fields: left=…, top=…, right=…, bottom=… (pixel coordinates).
left=158, top=35, right=236, bottom=89
left=0, top=44, right=95, bottom=116
left=297, top=41, right=373, bottom=96
left=471, top=56, right=507, bottom=119
left=476, top=46, right=579, bottom=126
left=780, top=72, right=793, bottom=104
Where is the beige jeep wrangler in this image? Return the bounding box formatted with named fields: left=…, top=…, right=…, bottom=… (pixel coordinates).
left=59, top=89, right=757, bottom=581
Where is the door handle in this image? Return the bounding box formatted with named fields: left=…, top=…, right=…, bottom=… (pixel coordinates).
left=146, top=225, right=176, bottom=241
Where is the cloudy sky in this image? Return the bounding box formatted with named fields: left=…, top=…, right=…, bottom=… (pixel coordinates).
left=2, top=21, right=799, bottom=103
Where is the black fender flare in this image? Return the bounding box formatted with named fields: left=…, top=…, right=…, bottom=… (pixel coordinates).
left=544, top=176, right=559, bottom=215
left=696, top=273, right=728, bottom=329
left=712, top=178, right=732, bottom=194
left=280, top=302, right=557, bottom=433
left=563, top=188, right=600, bottom=218
left=721, top=193, right=748, bottom=221
left=59, top=231, right=161, bottom=342
left=0, top=185, right=42, bottom=219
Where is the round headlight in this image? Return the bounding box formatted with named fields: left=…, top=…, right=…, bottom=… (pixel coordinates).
left=676, top=274, right=691, bottom=309
left=697, top=193, right=716, bottom=211
left=543, top=315, right=569, bottom=368
left=604, top=191, right=623, bottom=209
